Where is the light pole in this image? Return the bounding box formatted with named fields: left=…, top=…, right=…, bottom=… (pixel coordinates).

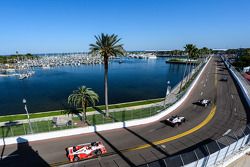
left=164, top=81, right=171, bottom=106
left=23, top=98, right=33, bottom=134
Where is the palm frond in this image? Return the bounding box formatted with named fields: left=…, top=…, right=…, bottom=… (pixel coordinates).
left=89, top=33, right=125, bottom=58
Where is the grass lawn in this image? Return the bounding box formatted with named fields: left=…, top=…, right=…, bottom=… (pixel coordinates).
left=86, top=105, right=164, bottom=125
left=0, top=105, right=164, bottom=138
left=0, top=98, right=164, bottom=122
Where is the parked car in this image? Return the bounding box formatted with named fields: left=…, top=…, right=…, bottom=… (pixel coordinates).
left=166, top=115, right=185, bottom=127
left=66, top=141, right=107, bottom=162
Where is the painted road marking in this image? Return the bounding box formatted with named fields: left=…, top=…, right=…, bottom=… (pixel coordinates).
left=215, top=65, right=217, bottom=88
left=231, top=95, right=234, bottom=99
left=50, top=58, right=216, bottom=166
left=200, top=92, right=203, bottom=96
left=223, top=129, right=232, bottom=136
left=125, top=105, right=216, bottom=151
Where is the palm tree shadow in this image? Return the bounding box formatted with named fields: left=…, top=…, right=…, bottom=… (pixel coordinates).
left=1, top=121, right=20, bottom=160
left=124, top=127, right=169, bottom=157
left=1, top=126, right=9, bottom=160
left=92, top=106, right=106, bottom=116
left=95, top=131, right=136, bottom=167
left=62, top=108, right=82, bottom=121
left=0, top=137, right=50, bottom=167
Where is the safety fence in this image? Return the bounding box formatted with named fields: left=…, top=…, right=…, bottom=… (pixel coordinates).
left=221, top=55, right=250, bottom=108
left=139, top=124, right=250, bottom=167
left=0, top=105, right=163, bottom=138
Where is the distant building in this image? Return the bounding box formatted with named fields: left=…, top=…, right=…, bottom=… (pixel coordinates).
left=243, top=66, right=250, bottom=72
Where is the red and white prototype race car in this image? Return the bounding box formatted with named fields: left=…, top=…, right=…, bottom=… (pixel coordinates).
left=66, top=141, right=107, bottom=162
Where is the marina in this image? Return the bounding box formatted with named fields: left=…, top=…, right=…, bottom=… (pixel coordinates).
left=0, top=57, right=190, bottom=115
left=0, top=53, right=158, bottom=80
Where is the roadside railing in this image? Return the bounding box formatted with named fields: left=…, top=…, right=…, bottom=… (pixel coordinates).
left=138, top=124, right=250, bottom=167
left=0, top=105, right=163, bottom=138
left=221, top=55, right=250, bottom=108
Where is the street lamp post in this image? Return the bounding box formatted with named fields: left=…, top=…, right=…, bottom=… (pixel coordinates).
left=164, top=81, right=171, bottom=107
left=23, top=98, right=33, bottom=134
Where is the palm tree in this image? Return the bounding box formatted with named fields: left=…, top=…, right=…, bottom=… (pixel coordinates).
left=89, top=33, right=125, bottom=116
left=185, top=44, right=198, bottom=81
left=68, top=86, right=99, bottom=123
left=179, top=44, right=197, bottom=92
left=199, top=47, right=209, bottom=58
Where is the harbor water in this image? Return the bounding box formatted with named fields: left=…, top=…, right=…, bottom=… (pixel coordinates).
left=0, top=57, right=190, bottom=116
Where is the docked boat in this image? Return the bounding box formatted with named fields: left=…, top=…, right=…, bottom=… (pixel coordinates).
left=18, top=71, right=35, bottom=80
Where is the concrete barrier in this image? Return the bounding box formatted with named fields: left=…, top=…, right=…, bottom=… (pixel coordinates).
left=221, top=56, right=250, bottom=108
left=0, top=57, right=212, bottom=146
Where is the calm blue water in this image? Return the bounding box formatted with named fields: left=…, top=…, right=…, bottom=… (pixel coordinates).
left=0, top=58, right=189, bottom=115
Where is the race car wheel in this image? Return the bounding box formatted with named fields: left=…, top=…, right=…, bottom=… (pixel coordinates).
left=95, top=149, right=102, bottom=156
left=183, top=119, right=186, bottom=122
left=73, top=156, right=79, bottom=162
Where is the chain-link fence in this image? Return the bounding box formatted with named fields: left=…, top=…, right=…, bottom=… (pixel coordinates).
left=0, top=105, right=164, bottom=138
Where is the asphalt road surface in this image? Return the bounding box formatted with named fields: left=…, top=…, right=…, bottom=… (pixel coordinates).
left=0, top=56, right=248, bottom=167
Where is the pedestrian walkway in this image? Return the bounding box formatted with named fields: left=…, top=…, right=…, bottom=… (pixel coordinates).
left=227, top=154, right=250, bottom=167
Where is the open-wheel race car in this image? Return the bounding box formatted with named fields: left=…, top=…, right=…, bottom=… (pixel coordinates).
left=66, top=141, right=107, bottom=162
left=195, top=99, right=211, bottom=107
left=165, top=115, right=185, bottom=127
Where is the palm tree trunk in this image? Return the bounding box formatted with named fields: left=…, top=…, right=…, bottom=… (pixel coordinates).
left=187, top=61, right=192, bottom=82
left=84, top=104, right=87, bottom=124
left=81, top=103, right=86, bottom=124
left=179, top=56, right=188, bottom=93
left=104, top=56, right=109, bottom=116
left=186, top=59, right=192, bottom=83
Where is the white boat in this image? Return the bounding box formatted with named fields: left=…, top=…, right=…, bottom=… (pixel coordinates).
left=147, top=53, right=157, bottom=59
left=18, top=71, right=35, bottom=80
left=19, top=74, right=28, bottom=80
left=42, top=65, right=50, bottom=69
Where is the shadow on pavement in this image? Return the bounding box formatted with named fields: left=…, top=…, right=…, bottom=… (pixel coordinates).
left=1, top=121, right=20, bottom=160
left=0, top=137, right=50, bottom=167
left=124, top=127, right=169, bottom=157
left=95, top=131, right=136, bottom=167
left=138, top=138, right=217, bottom=167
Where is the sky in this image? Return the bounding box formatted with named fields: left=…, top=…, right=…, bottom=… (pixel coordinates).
left=0, top=0, right=250, bottom=55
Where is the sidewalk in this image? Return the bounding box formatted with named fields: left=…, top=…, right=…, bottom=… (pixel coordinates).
left=227, top=154, right=250, bottom=167
left=164, top=62, right=203, bottom=106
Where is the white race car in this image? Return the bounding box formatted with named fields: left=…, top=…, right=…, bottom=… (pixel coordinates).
left=166, top=115, right=185, bottom=127
left=196, top=99, right=211, bottom=107
left=66, top=141, right=107, bottom=162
